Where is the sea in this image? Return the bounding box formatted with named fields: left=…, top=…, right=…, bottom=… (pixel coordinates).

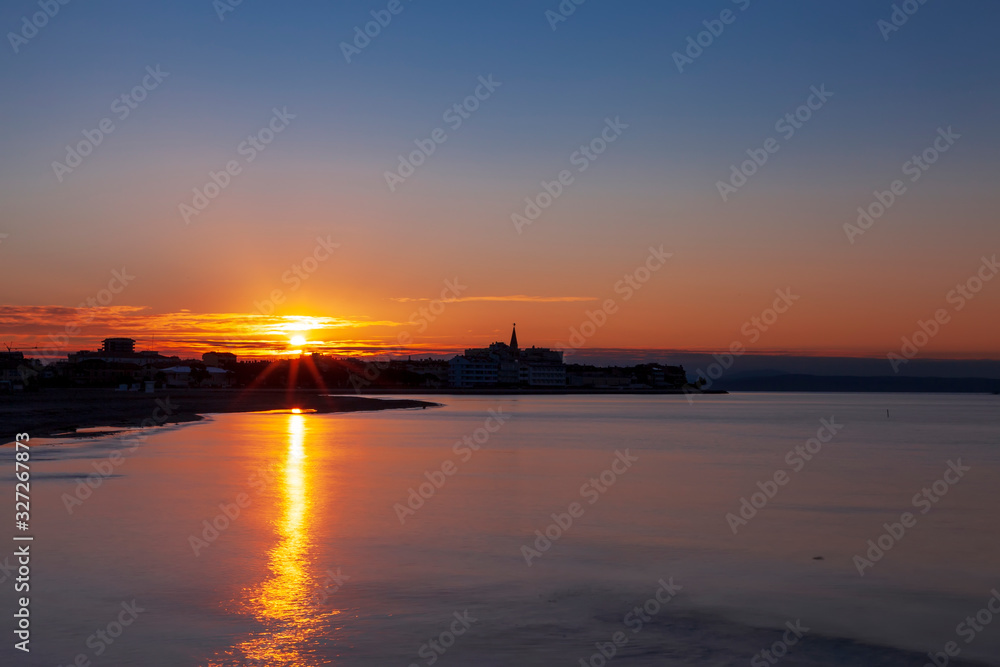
left=2, top=393, right=998, bottom=666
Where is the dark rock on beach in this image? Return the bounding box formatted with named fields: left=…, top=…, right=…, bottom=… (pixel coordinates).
left=0, top=388, right=437, bottom=443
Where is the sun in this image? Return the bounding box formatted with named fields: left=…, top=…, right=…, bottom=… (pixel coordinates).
left=289, top=334, right=307, bottom=347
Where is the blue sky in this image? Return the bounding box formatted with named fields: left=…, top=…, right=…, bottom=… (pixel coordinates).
left=4, top=0, right=998, bottom=172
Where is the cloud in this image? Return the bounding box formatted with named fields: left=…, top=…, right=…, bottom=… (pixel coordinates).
left=389, top=295, right=596, bottom=303
left=0, top=305, right=148, bottom=327
left=0, top=306, right=407, bottom=359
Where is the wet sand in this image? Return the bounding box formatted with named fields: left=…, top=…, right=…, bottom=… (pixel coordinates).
left=0, top=388, right=437, bottom=443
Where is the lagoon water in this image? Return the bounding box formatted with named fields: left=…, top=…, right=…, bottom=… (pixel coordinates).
left=3, top=393, right=999, bottom=666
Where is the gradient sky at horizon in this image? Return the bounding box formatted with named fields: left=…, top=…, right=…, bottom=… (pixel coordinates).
left=2, top=0, right=999, bottom=359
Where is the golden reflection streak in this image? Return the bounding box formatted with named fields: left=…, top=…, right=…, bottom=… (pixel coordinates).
left=208, top=413, right=337, bottom=667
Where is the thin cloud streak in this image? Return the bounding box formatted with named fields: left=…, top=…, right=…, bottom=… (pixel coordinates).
left=389, top=295, right=597, bottom=303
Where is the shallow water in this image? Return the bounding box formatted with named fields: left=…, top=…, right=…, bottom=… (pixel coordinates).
left=2, top=393, right=999, bottom=666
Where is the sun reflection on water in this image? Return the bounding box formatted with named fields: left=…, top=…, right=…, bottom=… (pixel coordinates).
left=207, top=413, right=338, bottom=666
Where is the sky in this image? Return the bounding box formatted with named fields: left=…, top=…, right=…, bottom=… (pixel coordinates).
left=1, top=0, right=998, bottom=362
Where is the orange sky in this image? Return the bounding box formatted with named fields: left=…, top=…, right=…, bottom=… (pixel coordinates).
left=2, top=179, right=998, bottom=361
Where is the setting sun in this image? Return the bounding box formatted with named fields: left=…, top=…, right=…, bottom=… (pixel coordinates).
left=289, top=335, right=307, bottom=347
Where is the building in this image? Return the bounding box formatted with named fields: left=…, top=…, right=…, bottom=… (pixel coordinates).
left=54, top=335, right=183, bottom=386
left=449, top=325, right=566, bottom=388
left=517, top=346, right=566, bottom=387
left=203, top=352, right=238, bottom=369
left=0, top=351, right=40, bottom=391
left=448, top=355, right=500, bottom=387
left=565, top=362, right=687, bottom=390
left=161, top=366, right=232, bottom=388
left=68, top=337, right=178, bottom=368
left=102, top=337, right=136, bottom=354
left=71, top=359, right=144, bottom=386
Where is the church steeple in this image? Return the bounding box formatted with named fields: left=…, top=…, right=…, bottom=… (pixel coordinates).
left=509, top=323, right=518, bottom=351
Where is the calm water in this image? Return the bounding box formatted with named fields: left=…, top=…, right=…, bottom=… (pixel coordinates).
left=2, top=393, right=999, bottom=666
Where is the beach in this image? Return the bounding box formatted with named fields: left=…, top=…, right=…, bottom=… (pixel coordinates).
left=0, top=388, right=436, bottom=443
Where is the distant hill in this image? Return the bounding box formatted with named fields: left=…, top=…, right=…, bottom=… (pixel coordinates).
left=715, top=374, right=1000, bottom=393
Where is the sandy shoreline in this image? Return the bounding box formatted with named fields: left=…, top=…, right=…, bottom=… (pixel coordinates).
left=0, top=388, right=438, bottom=443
